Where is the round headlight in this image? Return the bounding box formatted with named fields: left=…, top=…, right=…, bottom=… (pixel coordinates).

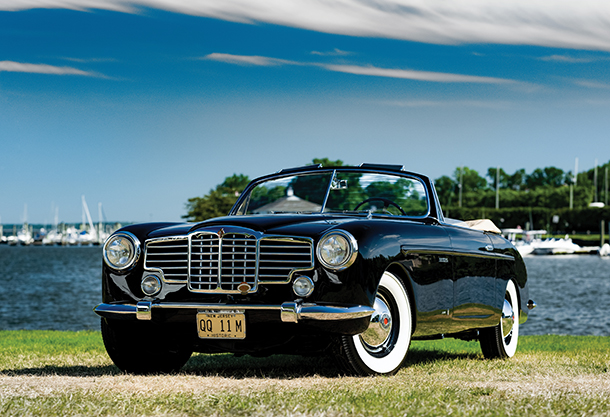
left=141, top=275, right=162, bottom=296
left=103, top=232, right=140, bottom=271
left=316, top=230, right=358, bottom=271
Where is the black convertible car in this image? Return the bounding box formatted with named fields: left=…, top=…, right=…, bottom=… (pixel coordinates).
left=95, top=163, right=535, bottom=375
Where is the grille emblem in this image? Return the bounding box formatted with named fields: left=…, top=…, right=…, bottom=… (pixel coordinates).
left=218, top=228, right=225, bottom=239
left=237, top=282, right=251, bottom=295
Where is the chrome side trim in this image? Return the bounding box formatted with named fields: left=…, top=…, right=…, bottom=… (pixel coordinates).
left=94, top=301, right=374, bottom=323
left=401, top=247, right=515, bottom=261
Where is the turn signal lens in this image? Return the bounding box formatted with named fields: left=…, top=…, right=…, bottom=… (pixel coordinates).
left=293, top=276, right=314, bottom=298
left=141, top=275, right=162, bottom=296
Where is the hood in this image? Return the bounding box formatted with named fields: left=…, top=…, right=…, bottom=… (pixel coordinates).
left=147, top=214, right=357, bottom=240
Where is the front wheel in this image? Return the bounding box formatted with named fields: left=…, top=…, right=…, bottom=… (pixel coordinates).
left=479, top=279, right=520, bottom=359
left=337, top=271, right=413, bottom=375
left=101, top=318, right=192, bottom=374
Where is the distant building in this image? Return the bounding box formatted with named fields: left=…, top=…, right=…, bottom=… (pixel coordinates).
left=253, top=187, right=322, bottom=214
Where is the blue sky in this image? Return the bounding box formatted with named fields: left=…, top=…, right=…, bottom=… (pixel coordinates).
left=1, top=1, right=609, bottom=224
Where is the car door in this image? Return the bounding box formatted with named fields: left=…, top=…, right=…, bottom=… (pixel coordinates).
left=444, top=225, right=499, bottom=332
left=397, top=222, right=454, bottom=337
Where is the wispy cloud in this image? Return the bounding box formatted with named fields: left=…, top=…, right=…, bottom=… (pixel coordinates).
left=324, top=64, right=515, bottom=84
left=573, top=80, right=610, bottom=90
left=311, top=48, right=352, bottom=57
left=0, top=61, right=97, bottom=76
left=62, top=57, right=118, bottom=63
left=203, top=53, right=297, bottom=66
left=539, top=55, right=596, bottom=63
left=378, top=99, right=513, bottom=109
left=2, top=1, right=610, bottom=52
left=206, top=53, right=517, bottom=85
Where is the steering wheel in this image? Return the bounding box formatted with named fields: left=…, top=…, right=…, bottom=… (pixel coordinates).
left=354, top=197, right=406, bottom=215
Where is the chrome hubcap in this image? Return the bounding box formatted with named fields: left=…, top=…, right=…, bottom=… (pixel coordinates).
left=360, top=296, right=392, bottom=348
left=501, top=298, right=514, bottom=339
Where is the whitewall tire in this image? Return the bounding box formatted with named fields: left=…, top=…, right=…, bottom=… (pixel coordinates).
left=479, top=279, right=520, bottom=359
left=338, top=271, right=413, bottom=375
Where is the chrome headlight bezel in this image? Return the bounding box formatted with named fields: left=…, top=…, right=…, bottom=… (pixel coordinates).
left=103, top=231, right=141, bottom=272
left=316, top=230, right=358, bottom=271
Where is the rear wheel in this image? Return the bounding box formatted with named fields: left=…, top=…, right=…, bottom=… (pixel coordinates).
left=101, top=318, right=192, bottom=374
left=479, top=280, right=520, bottom=359
left=337, top=271, right=412, bottom=375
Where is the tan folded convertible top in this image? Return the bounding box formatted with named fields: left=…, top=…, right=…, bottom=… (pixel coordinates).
left=445, top=218, right=502, bottom=234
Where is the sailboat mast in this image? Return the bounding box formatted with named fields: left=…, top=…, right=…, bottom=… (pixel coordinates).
left=81, top=195, right=97, bottom=241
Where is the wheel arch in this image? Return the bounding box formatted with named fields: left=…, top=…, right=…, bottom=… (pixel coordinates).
left=500, top=276, right=526, bottom=325
left=384, top=262, right=417, bottom=335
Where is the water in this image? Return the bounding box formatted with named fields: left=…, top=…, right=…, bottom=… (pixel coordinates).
left=0, top=245, right=102, bottom=331
left=522, top=255, right=610, bottom=336
left=0, top=246, right=608, bottom=335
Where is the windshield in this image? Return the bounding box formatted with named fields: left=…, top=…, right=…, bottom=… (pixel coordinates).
left=234, top=170, right=428, bottom=217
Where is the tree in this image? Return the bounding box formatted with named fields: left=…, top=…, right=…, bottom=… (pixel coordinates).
left=525, top=167, right=567, bottom=189
left=183, top=174, right=250, bottom=222
left=486, top=168, right=526, bottom=190
left=434, top=175, right=456, bottom=207
left=507, top=169, right=526, bottom=190
left=454, top=167, right=488, bottom=192
left=312, top=157, right=344, bottom=167
left=183, top=159, right=346, bottom=221
left=486, top=167, right=508, bottom=189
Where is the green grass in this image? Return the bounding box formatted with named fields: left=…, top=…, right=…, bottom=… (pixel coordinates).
left=1, top=331, right=609, bottom=416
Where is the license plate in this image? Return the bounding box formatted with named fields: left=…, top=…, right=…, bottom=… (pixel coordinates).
left=197, top=311, right=246, bottom=339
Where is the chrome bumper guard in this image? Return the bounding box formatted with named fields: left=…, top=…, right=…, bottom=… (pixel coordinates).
left=94, top=301, right=374, bottom=323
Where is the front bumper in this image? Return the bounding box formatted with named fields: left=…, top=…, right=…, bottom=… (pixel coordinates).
left=94, top=301, right=374, bottom=323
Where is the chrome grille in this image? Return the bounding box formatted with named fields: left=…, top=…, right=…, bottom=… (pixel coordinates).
left=259, top=238, right=313, bottom=283
left=144, top=238, right=189, bottom=282
left=189, top=233, right=257, bottom=292
left=145, top=229, right=313, bottom=294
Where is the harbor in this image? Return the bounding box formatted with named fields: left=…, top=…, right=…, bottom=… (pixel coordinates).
left=0, top=222, right=121, bottom=246
left=0, top=196, right=121, bottom=246
left=502, top=228, right=609, bottom=257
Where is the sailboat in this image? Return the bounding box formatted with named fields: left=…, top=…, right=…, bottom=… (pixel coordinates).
left=78, top=195, right=98, bottom=245
left=17, top=204, right=34, bottom=245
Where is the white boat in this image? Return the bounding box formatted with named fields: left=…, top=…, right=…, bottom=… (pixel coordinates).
left=42, top=229, right=63, bottom=245
left=502, top=229, right=547, bottom=256
left=531, top=235, right=582, bottom=255
left=17, top=223, right=34, bottom=245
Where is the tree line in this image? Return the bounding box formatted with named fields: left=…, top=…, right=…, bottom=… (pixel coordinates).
left=435, top=162, right=610, bottom=211
left=184, top=158, right=610, bottom=234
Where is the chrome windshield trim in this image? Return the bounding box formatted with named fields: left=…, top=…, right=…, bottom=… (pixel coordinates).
left=230, top=167, right=432, bottom=219
left=320, top=169, right=337, bottom=213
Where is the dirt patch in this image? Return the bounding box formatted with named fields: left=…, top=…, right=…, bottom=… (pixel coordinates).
left=3, top=372, right=609, bottom=399
left=0, top=374, right=347, bottom=398
left=467, top=375, right=610, bottom=396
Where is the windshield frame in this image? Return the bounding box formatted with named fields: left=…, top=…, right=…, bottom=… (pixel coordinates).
left=230, top=167, right=433, bottom=219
